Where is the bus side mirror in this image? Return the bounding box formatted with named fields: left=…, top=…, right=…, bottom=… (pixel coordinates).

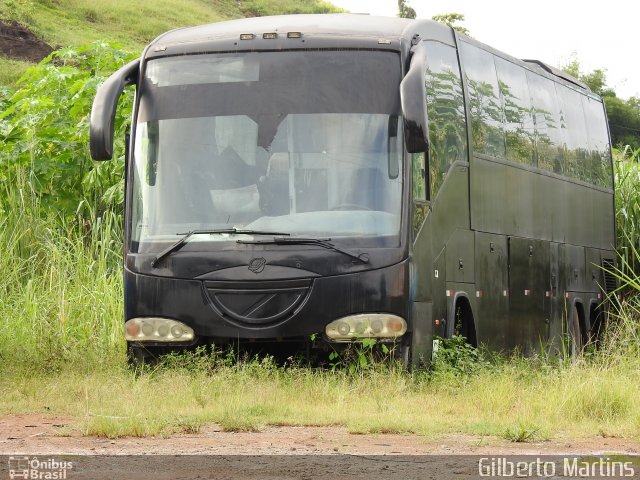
left=400, top=41, right=428, bottom=153
left=90, top=59, right=140, bottom=161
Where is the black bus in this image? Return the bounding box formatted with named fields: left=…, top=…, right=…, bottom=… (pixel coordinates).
left=90, top=14, right=616, bottom=365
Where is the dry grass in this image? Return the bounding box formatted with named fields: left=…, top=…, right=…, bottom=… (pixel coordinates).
left=1, top=344, right=638, bottom=441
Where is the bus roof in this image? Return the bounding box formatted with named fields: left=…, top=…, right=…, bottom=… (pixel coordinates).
left=144, top=14, right=588, bottom=94
left=145, top=14, right=452, bottom=58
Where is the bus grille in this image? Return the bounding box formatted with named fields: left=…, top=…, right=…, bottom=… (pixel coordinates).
left=204, top=279, right=312, bottom=326
left=601, top=258, right=617, bottom=293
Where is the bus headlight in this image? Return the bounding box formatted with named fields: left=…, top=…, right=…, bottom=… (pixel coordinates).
left=325, top=314, right=406, bottom=341
left=125, top=318, right=195, bottom=342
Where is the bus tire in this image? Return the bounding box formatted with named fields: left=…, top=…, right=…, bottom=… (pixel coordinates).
left=453, top=298, right=477, bottom=347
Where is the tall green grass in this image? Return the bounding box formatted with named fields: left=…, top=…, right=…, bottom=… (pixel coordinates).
left=0, top=56, right=31, bottom=87
left=615, top=146, right=640, bottom=281
left=0, top=171, right=124, bottom=371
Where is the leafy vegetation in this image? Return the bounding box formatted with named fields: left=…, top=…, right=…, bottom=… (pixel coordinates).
left=0, top=43, right=134, bottom=216
left=397, top=0, right=416, bottom=19
left=431, top=13, right=470, bottom=36
left=431, top=335, right=488, bottom=376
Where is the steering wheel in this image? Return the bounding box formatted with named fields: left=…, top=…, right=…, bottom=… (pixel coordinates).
left=330, top=203, right=372, bottom=211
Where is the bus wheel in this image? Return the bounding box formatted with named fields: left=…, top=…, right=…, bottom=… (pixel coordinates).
left=453, top=299, right=477, bottom=347
left=567, top=305, right=583, bottom=358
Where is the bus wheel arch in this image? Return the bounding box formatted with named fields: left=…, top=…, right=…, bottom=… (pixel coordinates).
left=447, top=293, right=477, bottom=347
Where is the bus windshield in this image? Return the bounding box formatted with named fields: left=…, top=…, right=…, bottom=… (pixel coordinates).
left=131, top=50, right=403, bottom=252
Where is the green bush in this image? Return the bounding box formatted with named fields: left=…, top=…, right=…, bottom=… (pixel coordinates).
left=0, top=43, right=135, bottom=219
left=432, top=335, right=488, bottom=375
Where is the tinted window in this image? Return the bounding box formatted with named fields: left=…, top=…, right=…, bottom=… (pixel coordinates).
left=582, top=96, right=612, bottom=188
left=132, top=51, right=404, bottom=250
left=527, top=72, right=565, bottom=174
left=412, top=152, right=428, bottom=239
left=460, top=42, right=505, bottom=159
left=146, top=55, right=260, bottom=86
left=495, top=57, right=534, bottom=165
left=556, top=84, right=589, bottom=182
left=424, top=42, right=467, bottom=197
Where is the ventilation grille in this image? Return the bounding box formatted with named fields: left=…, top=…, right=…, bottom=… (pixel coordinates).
left=601, top=258, right=617, bottom=293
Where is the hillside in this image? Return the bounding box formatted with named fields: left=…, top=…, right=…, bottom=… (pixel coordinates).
left=0, top=0, right=343, bottom=86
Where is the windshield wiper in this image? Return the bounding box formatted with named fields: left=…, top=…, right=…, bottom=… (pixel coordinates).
left=237, top=237, right=370, bottom=264
left=151, top=228, right=290, bottom=267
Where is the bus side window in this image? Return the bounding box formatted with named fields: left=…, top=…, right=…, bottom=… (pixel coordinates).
left=424, top=41, right=467, bottom=198
left=460, top=42, right=505, bottom=160
left=582, top=96, right=613, bottom=188
left=494, top=57, right=535, bottom=166
left=556, top=84, right=589, bottom=183
left=527, top=72, right=565, bottom=175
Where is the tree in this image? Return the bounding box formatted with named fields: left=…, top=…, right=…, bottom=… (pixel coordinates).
left=563, top=55, right=612, bottom=96
left=397, top=0, right=416, bottom=19
left=432, top=13, right=470, bottom=36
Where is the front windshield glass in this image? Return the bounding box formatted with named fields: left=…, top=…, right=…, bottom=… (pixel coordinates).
left=131, top=50, right=403, bottom=252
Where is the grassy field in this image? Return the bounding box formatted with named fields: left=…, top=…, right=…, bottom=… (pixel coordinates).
left=1, top=327, right=639, bottom=440
left=0, top=55, right=32, bottom=87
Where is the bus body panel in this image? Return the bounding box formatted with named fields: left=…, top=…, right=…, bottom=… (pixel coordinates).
left=470, top=157, right=615, bottom=249
left=124, top=260, right=410, bottom=340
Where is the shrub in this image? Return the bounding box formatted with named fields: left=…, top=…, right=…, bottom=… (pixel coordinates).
left=0, top=42, right=135, bottom=219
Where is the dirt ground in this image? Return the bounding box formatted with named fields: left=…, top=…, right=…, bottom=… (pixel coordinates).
left=0, top=414, right=639, bottom=479
left=0, top=20, right=52, bottom=62
left=0, top=414, right=638, bottom=456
